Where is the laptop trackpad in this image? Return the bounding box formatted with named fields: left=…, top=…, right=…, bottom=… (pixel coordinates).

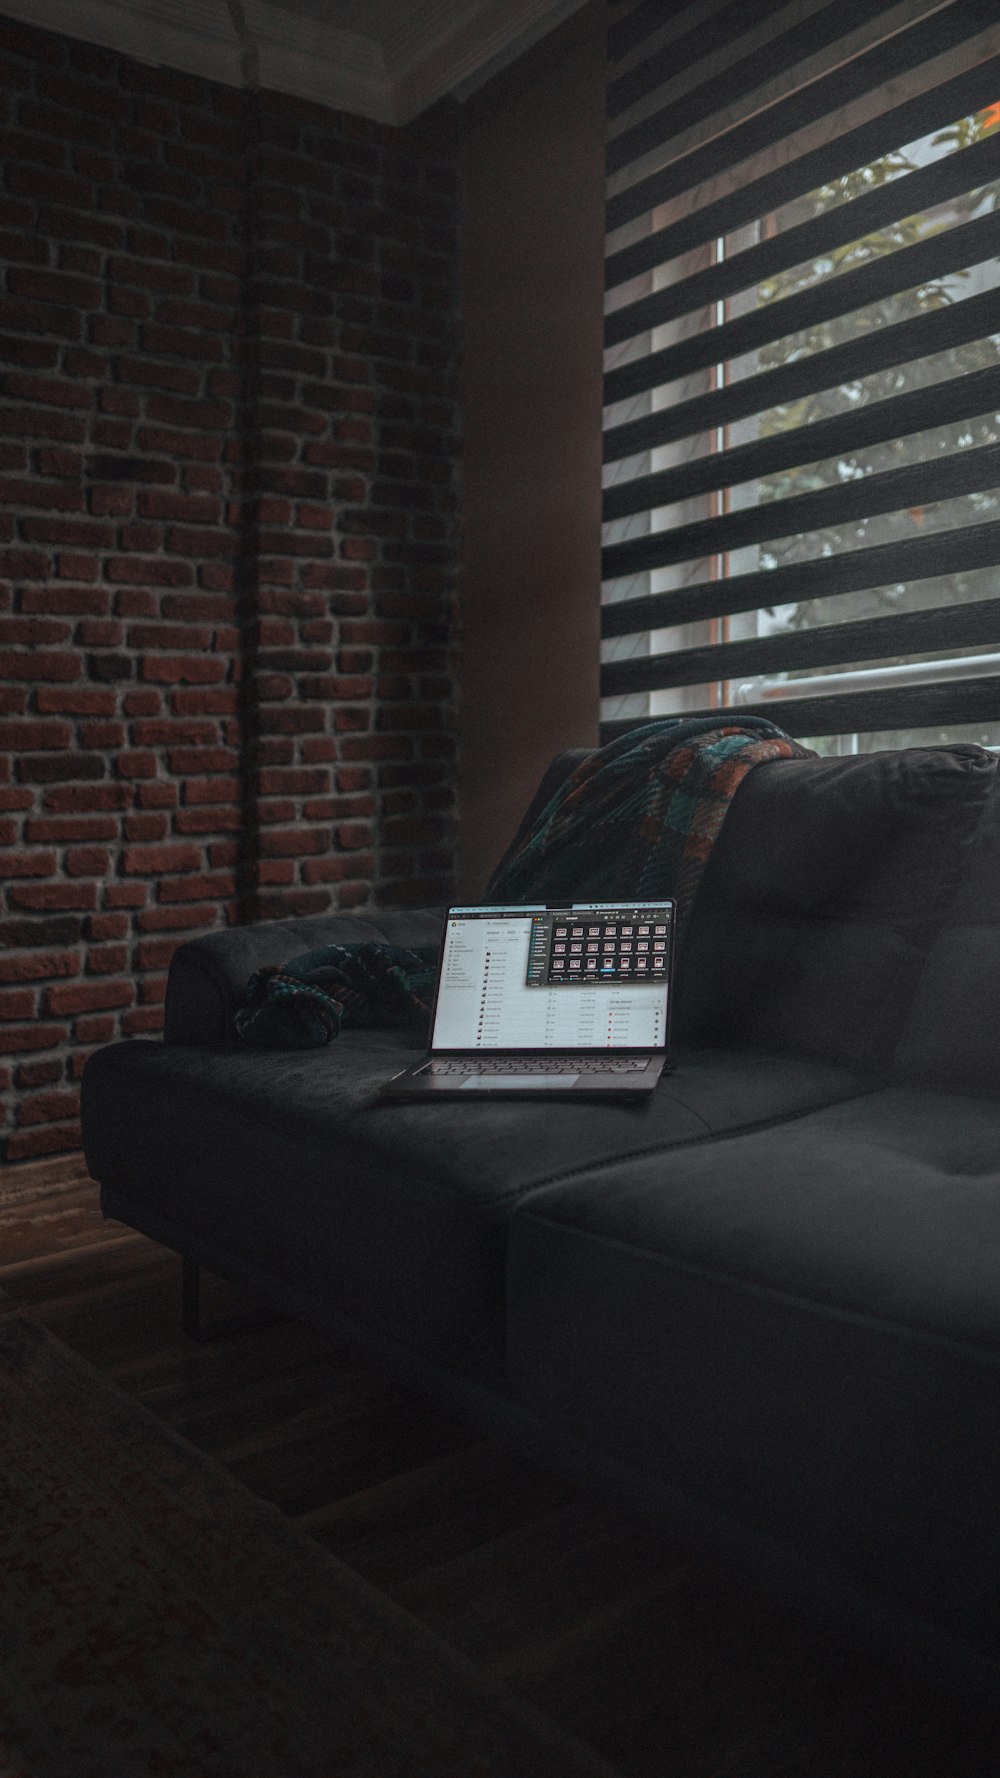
left=460, top=1074, right=579, bottom=1089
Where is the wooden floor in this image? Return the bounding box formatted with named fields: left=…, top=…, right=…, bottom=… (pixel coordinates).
left=3, top=1155, right=1000, bottom=1777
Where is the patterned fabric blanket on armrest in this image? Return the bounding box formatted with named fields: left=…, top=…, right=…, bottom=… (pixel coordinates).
left=234, top=943, right=439, bottom=1048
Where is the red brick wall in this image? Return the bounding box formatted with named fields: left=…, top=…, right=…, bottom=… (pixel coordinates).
left=0, top=19, right=461, bottom=1162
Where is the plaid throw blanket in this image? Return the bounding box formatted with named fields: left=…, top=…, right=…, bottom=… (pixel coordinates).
left=487, top=716, right=814, bottom=943
left=234, top=942, right=439, bottom=1049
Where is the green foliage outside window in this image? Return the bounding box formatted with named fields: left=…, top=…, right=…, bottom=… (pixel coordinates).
left=754, top=104, right=1000, bottom=643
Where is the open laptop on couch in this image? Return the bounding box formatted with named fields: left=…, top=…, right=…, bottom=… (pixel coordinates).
left=380, top=900, right=675, bottom=1098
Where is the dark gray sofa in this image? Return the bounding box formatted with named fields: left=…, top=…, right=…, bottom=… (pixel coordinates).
left=81, top=741, right=1000, bottom=1702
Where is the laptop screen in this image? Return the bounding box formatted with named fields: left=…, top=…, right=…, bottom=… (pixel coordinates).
left=430, top=903, right=675, bottom=1052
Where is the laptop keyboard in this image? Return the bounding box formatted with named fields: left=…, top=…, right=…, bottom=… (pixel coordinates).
left=428, top=1057, right=650, bottom=1075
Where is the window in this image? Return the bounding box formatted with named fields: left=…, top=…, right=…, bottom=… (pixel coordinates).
left=601, top=0, right=1000, bottom=753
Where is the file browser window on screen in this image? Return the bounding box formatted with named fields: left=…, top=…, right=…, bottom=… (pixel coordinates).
left=430, top=904, right=673, bottom=1052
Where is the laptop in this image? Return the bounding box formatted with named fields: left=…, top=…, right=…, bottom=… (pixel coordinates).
left=379, top=899, right=675, bottom=1098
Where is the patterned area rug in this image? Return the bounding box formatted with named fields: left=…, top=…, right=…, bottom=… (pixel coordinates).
left=0, top=1313, right=620, bottom=1778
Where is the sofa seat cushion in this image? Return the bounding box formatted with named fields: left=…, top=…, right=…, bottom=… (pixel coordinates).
left=506, top=1086, right=1000, bottom=1647
left=82, top=1037, right=867, bottom=1380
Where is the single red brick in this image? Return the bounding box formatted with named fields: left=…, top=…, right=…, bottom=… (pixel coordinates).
left=338, top=882, right=371, bottom=910
left=103, top=883, right=146, bottom=907
left=141, top=655, right=226, bottom=685
left=45, top=784, right=133, bottom=811
left=123, top=841, right=202, bottom=874
left=88, top=943, right=128, bottom=974
left=183, top=774, right=240, bottom=805
left=89, top=485, right=133, bottom=517
left=105, top=556, right=194, bottom=586
left=14, top=1059, right=63, bottom=1088
left=122, top=1006, right=164, bottom=1034
left=300, top=737, right=338, bottom=764
left=124, top=811, right=168, bottom=841
left=136, top=903, right=217, bottom=932
left=130, top=720, right=214, bottom=749
left=171, top=687, right=238, bottom=716
left=255, top=827, right=325, bottom=860
left=255, top=768, right=321, bottom=797
left=116, top=750, right=157, bottom=779
left=18, top=1087, right=81, bottom=1126
left=0, top=949, right=79, bottom=984
left=73, top=1015, right=116, bottom=1044
left=336, top=767, right=371, bottom=791
left=0, top=720, right=72, bottom=750
left=340, top=735, right=413, bottom=760
left=166, top=747, right=238, bottom=774
left=336, top=821, right=372, bottom=850
left=0, top=986, right=36, bottom=1019
left=157, top=870, right=234, bottom=903
left=0, top=1023, right=69, bottom=1054
left=8, top=882, right=97, bottom=911
left=301, top=855, right=353, bottom=884
left=46, top=979, right=133, bottom=1015
left=24, top=589, right=106, bottom=617
left=0, top=649, right=81, bottom=681
left=123, top=693, right=164, bottom=722
left=6, top=1123, right=82, bottom=1160
left=0, top=615, right=72, bottom=645
left=85, top=912, right=128, bottom=940
left=73, top=717, right=125, bottom=752
left=64, top=845, right=110, bottom=876
left=35, top=687, right=116, bottom=716
left=113, top=591, right=158, bottom=619
left=56, top=551, right=99, bottom=580
left=135, top=935, right=183, bottom=970
left=137, top=782, right=178, bottom=808
left=256, top=859, right=295, bottom=885
left=2, top=850, right=58, bottom=878
left=76, top=618, right=122, bottom=646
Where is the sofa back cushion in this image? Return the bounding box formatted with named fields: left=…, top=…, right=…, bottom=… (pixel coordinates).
left=892, top=772, right=1000, bottom=1091
left=673, top=745, right=995, bottom=1072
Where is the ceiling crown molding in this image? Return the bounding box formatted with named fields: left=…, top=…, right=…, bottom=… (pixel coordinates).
left=0, top=0, right=588, bottom=123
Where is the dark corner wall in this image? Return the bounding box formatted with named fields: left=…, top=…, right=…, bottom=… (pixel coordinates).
left=0, top=17, right=461, bottom=1160
left=457, top=2, right=606, bottom=897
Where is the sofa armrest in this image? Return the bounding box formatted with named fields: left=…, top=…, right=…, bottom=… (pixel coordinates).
left=164, top=906, right=447, bottom=1046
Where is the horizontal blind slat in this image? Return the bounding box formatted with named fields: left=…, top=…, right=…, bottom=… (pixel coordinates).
left=601, top=442, right=1000, bottom=580
left=601, top=520, right=1000, bottom=636
left=600, top=676, right=1000, bottom=742
left=608, top=0, right=752, bottom=76
left=608, top=0, right=781, bottom=115
left=600, top=597, right=1000, bottom=697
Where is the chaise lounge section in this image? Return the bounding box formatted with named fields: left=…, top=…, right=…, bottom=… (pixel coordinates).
left=82, top=740, right=1000, bottom=1701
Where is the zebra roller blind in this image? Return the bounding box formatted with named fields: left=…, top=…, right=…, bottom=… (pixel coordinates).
left=601, top=0, right=1000, bottom=748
